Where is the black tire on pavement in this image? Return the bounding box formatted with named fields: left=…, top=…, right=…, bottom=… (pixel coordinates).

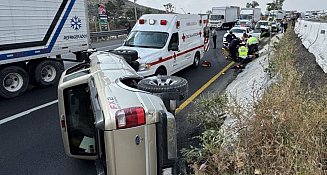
left=34, top=60, right=64, bottom=87
left=110, top=50, right=138, bottom=63
left=0, top=66, right=29, bottom=98
left=192, top=52, right=200, bottom=68
left=137, top=76, right=188, bottom=101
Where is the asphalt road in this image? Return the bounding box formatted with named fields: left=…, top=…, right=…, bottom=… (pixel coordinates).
left=0, top=31, right=233, bottom=174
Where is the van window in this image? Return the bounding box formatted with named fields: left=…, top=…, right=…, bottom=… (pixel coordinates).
left=124, top=31, right=169, bottom=49
left=64, top=84, right=96, bottom=156
left=168, top=33, right=179, bottom=48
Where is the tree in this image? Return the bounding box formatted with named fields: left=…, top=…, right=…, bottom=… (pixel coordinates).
left=105, top=1, right=117, bottom=18
left=266, top=0, right=284, bottom=10
left=144, top=8, right=153, bottom=14
left=246, top=1, right=259, bottom=8
left=163, top=3, right=174, bottom=13
left=125, top=8, right=134, bottom=19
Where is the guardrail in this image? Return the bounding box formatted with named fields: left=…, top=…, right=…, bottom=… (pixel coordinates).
left=90, top=29, right=128, bottom=42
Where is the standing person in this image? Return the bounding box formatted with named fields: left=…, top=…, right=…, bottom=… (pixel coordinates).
left=212, top=28, right=217, bottom=49
left=126, top=23, right=132, bottom=34
left=283, top=17, right=288, bottom=32
left=226, top=30, right=236, bottom=44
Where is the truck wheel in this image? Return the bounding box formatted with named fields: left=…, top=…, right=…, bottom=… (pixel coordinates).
left=192, top=53, right=200, bottom=68
left=34, top=60, right=64, bottom=87
left=0, top=66, right=29, bottom=98
left=137, top=76, right=188, bottom=100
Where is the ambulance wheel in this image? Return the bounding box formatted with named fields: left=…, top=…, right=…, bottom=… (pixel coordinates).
left=192, top=52, right=200, bottom=68
left=33, top=60, right=64, bottom=87
left=0, top=66, right=29, bottom=98
left=137, top=76, right=188, bottom=101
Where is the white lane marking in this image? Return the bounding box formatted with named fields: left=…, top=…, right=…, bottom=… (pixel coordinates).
left=0, top=100, right=58, bottom=125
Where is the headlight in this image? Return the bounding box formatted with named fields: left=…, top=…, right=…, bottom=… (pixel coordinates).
left=138, top=63, right=151, bottom=71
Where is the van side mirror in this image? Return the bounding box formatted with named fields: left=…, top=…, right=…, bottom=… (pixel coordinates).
left=169, top=43, right=179, bottom=51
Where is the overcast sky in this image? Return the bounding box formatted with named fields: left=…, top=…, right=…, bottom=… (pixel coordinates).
left=130, top=0, right=326, bottom=13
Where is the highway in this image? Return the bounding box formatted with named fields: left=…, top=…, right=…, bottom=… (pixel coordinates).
left=0, top=31, right=234, bottom=174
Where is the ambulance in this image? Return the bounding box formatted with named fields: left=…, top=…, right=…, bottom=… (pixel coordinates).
left=116, top=14, right=208, bottom=76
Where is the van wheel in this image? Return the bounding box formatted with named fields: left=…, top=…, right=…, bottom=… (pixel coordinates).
left=34, top=60, right=64, bottom=87
left=137, top=76, right=188, bottom=100
left=192, top=53, right=200, bottom=68
left=0, top=66, right=29, bottom=98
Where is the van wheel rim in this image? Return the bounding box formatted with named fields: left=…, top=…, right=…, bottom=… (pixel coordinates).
left=194, top=56, right=200, bottom=66
left=41, top=65, right=56, bottom=82
left=149, top=77, right=177, bottom=86
left=3, top=73, right=24, bottom=92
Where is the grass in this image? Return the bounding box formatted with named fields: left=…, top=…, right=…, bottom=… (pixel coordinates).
left=182, top=24, right=327, bottom=175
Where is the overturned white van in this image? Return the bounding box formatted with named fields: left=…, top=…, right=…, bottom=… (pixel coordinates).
left=116, top=14, right=208, bottom=76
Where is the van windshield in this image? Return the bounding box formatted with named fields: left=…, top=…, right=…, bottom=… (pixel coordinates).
left=210, top=15, right=224, bottom=20
left=240, top=14, right=252, bottom=20
left=124, top=31, right=169, bottom=49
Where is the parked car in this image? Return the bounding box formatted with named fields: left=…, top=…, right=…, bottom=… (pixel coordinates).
left=58, top=50, right=189, bottom=175
left=255, top=20, right=271, bottom=36
left=223, top=26, right=260, bottom=44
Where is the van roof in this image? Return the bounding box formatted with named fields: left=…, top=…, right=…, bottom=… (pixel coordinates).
left=133, top=14, right=200, bottom=32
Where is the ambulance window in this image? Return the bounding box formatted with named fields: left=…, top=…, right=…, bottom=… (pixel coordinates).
left=169, top=33, right=179, bottom=47
left=64, top=84, right=96, bottom=156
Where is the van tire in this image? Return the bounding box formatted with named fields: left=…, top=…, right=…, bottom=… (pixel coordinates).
left=0, top=66, right=29, bottom=98
left=192, top=53, right=200, bottom=68
left=137, top=76, right=188, bottom=100
left=33, top=60, right=64, bottom=87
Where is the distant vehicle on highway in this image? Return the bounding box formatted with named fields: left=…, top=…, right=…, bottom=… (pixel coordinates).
left=116, top=14, right=207, bottom=77
left=0, top=0, right=90, bottom=98
left=256, top=20, right=271, bottom=35
left=208, top=6, right=240, bottom=29
left=239, top=8, right=261, bottom=28
left=236, top=19, right=253, bottom=28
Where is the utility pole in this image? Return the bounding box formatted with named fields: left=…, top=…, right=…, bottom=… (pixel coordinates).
left=180, top=8, right=186, bottom=14
left=134, top=0, right=138, bottom=21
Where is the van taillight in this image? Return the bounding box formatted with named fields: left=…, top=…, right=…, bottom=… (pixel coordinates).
left=160, top=20, right=167, bottom=25
left=116, top=107, right=145, bottom=129
left=60, top=115, right=66, bottom=131
left=139, top=19, right=145, bottom=24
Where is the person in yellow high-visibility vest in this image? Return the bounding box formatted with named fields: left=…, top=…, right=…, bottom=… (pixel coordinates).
left=238, top=42, right=251, bottom=65
left=238, top=43, right=248, bottom=59
left=247, top=35, right=259, bottom=57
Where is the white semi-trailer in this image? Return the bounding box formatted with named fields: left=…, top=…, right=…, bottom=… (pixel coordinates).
left=0, top=0, right=89, bottom=98
left=209, top=6, right=240, bottom=29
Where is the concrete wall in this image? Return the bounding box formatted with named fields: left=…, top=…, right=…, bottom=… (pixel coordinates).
left=295, top=20, right=327, bottom=73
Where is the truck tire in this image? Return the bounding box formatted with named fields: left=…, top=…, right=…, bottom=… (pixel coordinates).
left=0, top=66, right=29, bottom=98
left=110, top=50, right=138, bottom=63
left=33, top=60, right=64, bottom=87
left=137, top=76, right=188, bottom=100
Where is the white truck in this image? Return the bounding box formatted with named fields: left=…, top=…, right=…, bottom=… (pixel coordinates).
left=0, top=0, right=89, bottom=98
left=239, top=8, right=261, bottom=28
left=209, top=6, right=240, bottom=30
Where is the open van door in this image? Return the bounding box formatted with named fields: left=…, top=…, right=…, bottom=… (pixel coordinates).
left=58, top=70, right=98, bottom=160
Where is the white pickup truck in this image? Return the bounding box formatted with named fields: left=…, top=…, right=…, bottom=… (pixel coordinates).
left=0, top=0, right=89, bottom=98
